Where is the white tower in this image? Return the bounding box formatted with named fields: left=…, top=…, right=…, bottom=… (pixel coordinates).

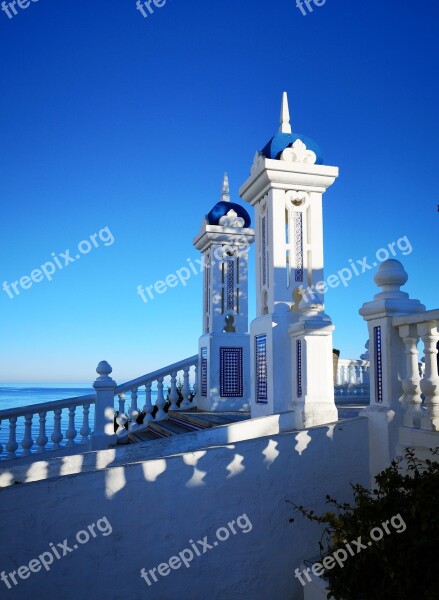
left=239, top=93, right=339, bottom=423
left=193, top=174, right=255, bottom=411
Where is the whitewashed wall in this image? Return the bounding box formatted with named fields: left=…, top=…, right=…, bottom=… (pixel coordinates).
left=0, top=417, right=369, bottom=600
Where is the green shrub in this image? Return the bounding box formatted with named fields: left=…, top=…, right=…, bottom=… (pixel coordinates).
left=288, top=448, right=439, bottom=600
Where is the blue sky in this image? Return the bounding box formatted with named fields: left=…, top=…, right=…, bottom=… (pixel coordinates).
left=0, top=0, right=437, bottom=383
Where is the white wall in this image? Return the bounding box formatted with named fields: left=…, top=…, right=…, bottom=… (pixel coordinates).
left=0, top=417, right=369, bottom=600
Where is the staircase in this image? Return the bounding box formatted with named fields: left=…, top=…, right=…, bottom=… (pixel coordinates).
left=129, top=410, right=251, bottom=442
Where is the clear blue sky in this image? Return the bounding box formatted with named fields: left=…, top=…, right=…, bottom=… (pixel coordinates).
left=0, top=0, right=437, bottom=383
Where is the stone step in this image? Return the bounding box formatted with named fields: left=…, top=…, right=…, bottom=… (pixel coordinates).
left=170, top=411, right=250, bottom=429
left=128, top=429, right=162, bottom=444
left=147, top=419, right=196, bottom=438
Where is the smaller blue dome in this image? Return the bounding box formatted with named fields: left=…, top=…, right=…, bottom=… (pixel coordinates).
left=207, top=201, right=251, bottom=228
left=261, top=132, right=323, bottom=164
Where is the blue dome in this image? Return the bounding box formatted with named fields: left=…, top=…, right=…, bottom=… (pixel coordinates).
left=261, top=132, right=323, bottom=164
left=207, top=201, right=251, bottom=228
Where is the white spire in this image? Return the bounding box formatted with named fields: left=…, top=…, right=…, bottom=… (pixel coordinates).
left=221, top=172, right=230, bottom=202
left=279, top=91, right=292, bottom=134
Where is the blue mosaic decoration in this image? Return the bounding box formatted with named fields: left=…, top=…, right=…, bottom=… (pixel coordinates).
left=294, top=212, right=303, bottom=282
left=297, top=340, right=302, bottom=398
left=220, top=348, right=243, bottom=398
left=256, top=335, right=268, bottom=403
left=374, top=326, right=383, bottom=403
left=262, top=217, right=267, bottom=286
left=201, top=347, right=208, bottom=397
left=227, top=260, right=235, bottom=311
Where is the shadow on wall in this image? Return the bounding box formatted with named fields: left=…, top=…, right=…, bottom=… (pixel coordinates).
left=0, top=416, right=370, bottom=600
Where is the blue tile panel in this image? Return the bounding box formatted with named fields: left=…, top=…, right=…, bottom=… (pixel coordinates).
left=220, top=347, right=243, bottom=398
left=294, top=212, right=303, bottom=282
left=256, top=335, right=268, bottom=403
left=201, top=347, right=208, bottom=397
left=374, top=326, right=383, bottom=403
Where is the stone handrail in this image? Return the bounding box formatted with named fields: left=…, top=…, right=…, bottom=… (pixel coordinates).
left=0, top=355, right=199, bottom=461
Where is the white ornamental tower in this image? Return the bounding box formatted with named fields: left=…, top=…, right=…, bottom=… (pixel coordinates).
left=239, top=93, right=339, bottom=423
left=193, top=174, right=255, bottom=411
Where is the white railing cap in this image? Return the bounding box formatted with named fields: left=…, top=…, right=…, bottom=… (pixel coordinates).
left=393, top=308, right=439, bottom=328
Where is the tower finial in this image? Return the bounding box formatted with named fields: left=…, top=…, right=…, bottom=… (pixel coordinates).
left=221, top=172, right=230, bottom=202
left=279, top=91, right=292, bottom=134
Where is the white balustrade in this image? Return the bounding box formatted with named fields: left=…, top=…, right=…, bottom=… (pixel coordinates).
left=0, top=355, right=198, bottom=460
left=334, top=358, right=370, bottom=404
left=393, top=310, right=439, bottom=431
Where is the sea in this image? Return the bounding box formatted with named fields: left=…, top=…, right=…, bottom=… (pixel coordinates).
left=0, top=384, right=158, bottom=458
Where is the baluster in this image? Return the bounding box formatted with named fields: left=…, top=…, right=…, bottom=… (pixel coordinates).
left=343, top=365, right=349, bottom=385
left=21, top=414, right=34, bottom=456
left=180, top=367, right=192, bottom=410
left=6, top=416, right=18, bottom=459
left=0, top=420, right=2, bottom=456
left=51, top=408, right=63, bottom=449
left=155, top=377, right=167, bottom=420
left=142, top=382, right=153, bottom=425
left=336, top=366, right=342, bottom=386
left=398, top=324, right=422, bottom=428
left=36, top=411, right=48, bottom=452
left=80, top=403, right=91, bottom=443
left=168, top=373, right=179, bottom=411
left=129, top=388, right=140, bottom=432
left=118, top=393, right=126, bottom=415
left=66, top=406, right=77, bottom=446
left=419, top=321, right=439, bottom=431
left=348, top=363, right=356, bottom=386
left=192, top=365, right=198, bottom=408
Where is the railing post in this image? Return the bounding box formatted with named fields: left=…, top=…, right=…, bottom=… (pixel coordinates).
left=91, top=361, right=118, bottom=450
left=359, top=259, right=426, bottom=474
left=289, top=303, right=338, bottom=429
